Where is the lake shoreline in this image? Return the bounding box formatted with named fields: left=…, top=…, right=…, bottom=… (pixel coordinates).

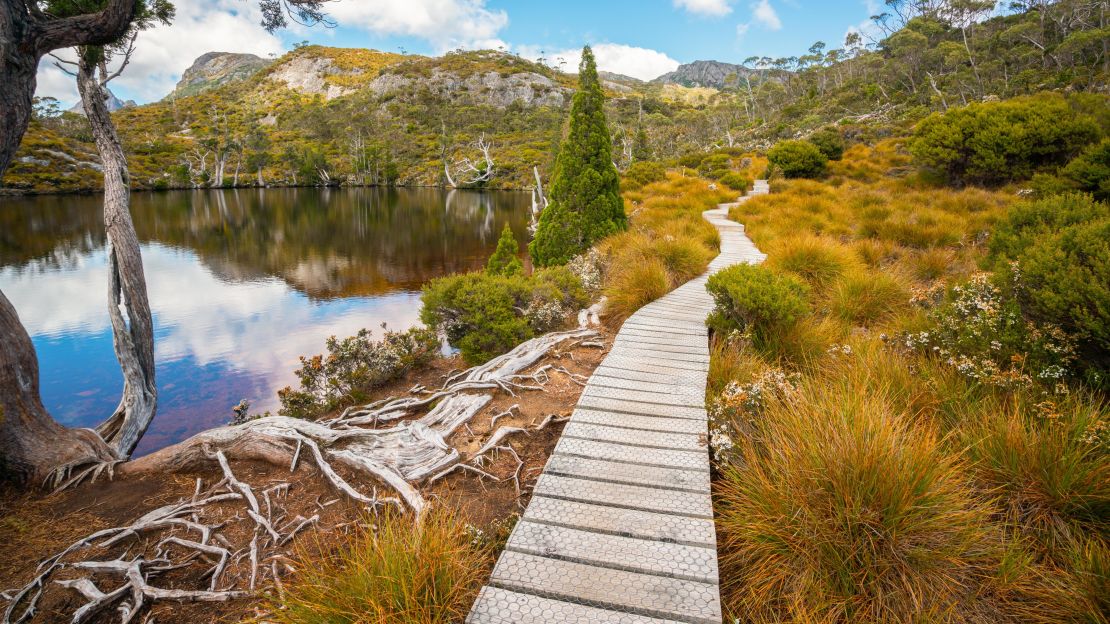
left=0, top=181, right=534, bottom=198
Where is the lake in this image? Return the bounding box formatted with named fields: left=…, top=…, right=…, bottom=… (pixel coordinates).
left=0, top=187, right=531, bottom=455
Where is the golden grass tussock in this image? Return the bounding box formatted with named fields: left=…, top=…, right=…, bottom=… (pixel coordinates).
left=711, top=138, right=1108, bottom=623
left=600, top=172, right=732, bottom=320
left=265, top=510, right=491, bottom=624
left=714, top=351, right=1090, bottom=624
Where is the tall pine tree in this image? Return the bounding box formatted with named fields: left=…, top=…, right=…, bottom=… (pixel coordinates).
left=530, top=46, right=625, bottom=266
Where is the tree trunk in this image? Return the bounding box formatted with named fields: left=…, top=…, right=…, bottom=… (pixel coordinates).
left=0, top=290, right=117, bottom=484
left=0, top=0, right=139, bottom=178
left=78, top=57, right=157, bottom=459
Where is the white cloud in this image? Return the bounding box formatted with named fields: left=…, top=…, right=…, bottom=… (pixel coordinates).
left=751, top=0, right=782, bottom=30
left=521, top=43, right=680, bottom=82
left=673, top=0, right=733, bottom=16
left=34, top=0, right=285, bottom=105
left=735, top=22, right=751, bottom=39
left=328, top=0, right=509, bottom=52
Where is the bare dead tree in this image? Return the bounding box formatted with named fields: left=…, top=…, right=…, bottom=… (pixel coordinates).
left=444, top=133, right=495, bottom=188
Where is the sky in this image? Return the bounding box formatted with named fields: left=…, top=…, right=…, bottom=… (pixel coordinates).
left=35, top=0, right=885, bottom=108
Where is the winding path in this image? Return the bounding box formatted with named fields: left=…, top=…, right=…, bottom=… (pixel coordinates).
left=466, top=181, right=769, bottom=624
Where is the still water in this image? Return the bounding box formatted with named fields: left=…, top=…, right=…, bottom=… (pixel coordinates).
left=0, top=187, right=531, bottom=455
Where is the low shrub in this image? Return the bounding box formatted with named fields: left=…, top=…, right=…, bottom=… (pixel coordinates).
left=267, top=510, right=491, bottom=624
left=621, top=160, right=666, bottom=190
left=716, top=171, right=751, bottom=192
left=1060, top=138, right=1110, bottom=201
left=767, top=140, right=828, bottom=179
left=278, top=327, right=439, bottom=418
left=809, top=126, right=846, bottom=161
left=910, top=92, right=1102, bottom=185
left=990, top=193, right=1110, bottom=384
left=706, top=263, right=809, bottom=337
left=903, top=274, right=1077, bottom=389
left=421, top=267, right=587, bottom=364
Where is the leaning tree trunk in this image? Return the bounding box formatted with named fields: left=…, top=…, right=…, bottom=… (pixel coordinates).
left=0, top=12, right=36, bottom=180
left=77, top=58, right=157, bottom=459
left=0, top=290, right=117, bottom=485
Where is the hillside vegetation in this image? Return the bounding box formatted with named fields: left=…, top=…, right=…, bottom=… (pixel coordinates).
left=5, top=0, right=1106, bottom=195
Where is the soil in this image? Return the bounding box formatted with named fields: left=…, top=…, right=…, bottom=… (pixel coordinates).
left=0, top=324, right=614, bottom=624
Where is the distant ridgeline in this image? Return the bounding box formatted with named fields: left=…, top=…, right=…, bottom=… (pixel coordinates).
left=6, top=1, right=1108, bottom=193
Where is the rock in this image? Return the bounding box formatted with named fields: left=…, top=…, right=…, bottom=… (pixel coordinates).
left=170, top=52, right=271, bottom=99
left=67, top=89, right=135, bottom=115
left=367, top=69, right=566, bottom=109
left=653, top=60, right=758, bottom=89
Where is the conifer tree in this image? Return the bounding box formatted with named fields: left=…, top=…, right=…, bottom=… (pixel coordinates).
left=530, top=46, right=625, bottom=266
left=486, top=223, right=523, bottom=276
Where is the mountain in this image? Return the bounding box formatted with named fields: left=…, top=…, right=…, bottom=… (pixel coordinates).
left=67, top=89, right=136, bottom=114
left=653, top=60, right=756, bottom=89
left=170, top=51, right=272, bottom=99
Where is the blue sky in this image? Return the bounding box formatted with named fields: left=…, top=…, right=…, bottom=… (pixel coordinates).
left=36, top=0, right=882, bottom=107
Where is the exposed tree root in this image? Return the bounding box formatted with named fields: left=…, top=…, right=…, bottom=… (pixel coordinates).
left=6, top=325, right=604, bottom=624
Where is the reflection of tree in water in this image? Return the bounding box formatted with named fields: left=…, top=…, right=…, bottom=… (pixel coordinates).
left=0, top=188, right=531, bottom=299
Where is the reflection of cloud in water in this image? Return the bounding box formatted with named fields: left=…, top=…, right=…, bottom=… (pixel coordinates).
left=0, top=242, right=423, bottom=447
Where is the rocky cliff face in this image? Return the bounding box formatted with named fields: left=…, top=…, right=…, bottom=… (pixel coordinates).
left=653, top=60, right=756, bottom=89
left=171, top=52, right=271, bottom=98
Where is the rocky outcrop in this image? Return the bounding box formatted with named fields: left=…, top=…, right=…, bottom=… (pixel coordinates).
left=268, top=54, right=355, bottom=100
left=366, top=69, right=566, bottom=108
left=653, top=60, right=757, bottom=89
left=171, top=52, right=271, bottom=98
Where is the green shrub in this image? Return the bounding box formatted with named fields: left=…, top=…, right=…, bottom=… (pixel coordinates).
left=808, top=127, right=845, bottom=161
left=904, top=274, right=1077, bottom=389
left=486, top=223, right=523, bottom=276
left=268, top=510, right=490, bottom=624
left=698, top=153, right=731, bottom=176
left=767, top=140, right=828, bottom=179
left=1060, top=138, right=1110, bottom=201
left=421, top=267, right=587, bottom=364
left=989, top=193, right=1110, bottom=383
left=717, top=172, right=752, bottom=192
left=420, top=272, right=532, bottom=364
left=911, top=93, right=1102, bottom=185
left=278, top=327, right=439, bottom=418
left=706, top=263, right=810, bottom=337
left=622, top=161, right=666, bottom=190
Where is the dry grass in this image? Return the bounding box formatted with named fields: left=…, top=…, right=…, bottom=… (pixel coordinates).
left=711, top=136, right=1108, bottom=623
left=265, top=510, right=491, bottom=624
left=601, top=172, right=732, bottom=320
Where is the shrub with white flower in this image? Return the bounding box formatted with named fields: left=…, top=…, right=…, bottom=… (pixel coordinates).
left=567, top=248, right=605, bottom=296
left=902, top=273, right=1076, bottom=390
left=707, top=368, right=798, bottom=464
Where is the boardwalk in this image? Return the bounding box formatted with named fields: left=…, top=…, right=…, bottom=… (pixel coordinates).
left=466, top=181, right=768, bottom=624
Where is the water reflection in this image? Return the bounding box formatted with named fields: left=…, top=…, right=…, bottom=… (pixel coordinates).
left=0, top=187, right=530, bottom=454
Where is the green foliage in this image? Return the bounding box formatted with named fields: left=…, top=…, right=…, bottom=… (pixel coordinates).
left=911, top=93, right=1102, bottom=185
left=485, top=223, right=523, bottom=276
left=767, top=140, right=828, bottom=179
left=621, top=161, right=666, bottom=191
left=904, top=274, right=1077, bottom=388
left=267, top=510, right=490, bottom=624
left=808, top=126, right=845, bottom=160
left=988, top=193, right=1110, bottom=383
left=530, top=46, right=626, bottom=266
left=706, top=263, right=810, bottom=337
left=420, top=266, right=587, bottom=364
left=716, top=172, right=751, bottom=192
left=1060, top=138, right=1110, bottom=202
left=277, top=327, right=439, bottom=418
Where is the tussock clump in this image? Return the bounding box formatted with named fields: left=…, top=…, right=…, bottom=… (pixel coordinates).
left=267, top=510, right=491, bottom=624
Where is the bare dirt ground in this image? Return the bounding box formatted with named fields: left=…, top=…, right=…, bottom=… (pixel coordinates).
left=0, top=325, right=614, bottom=623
